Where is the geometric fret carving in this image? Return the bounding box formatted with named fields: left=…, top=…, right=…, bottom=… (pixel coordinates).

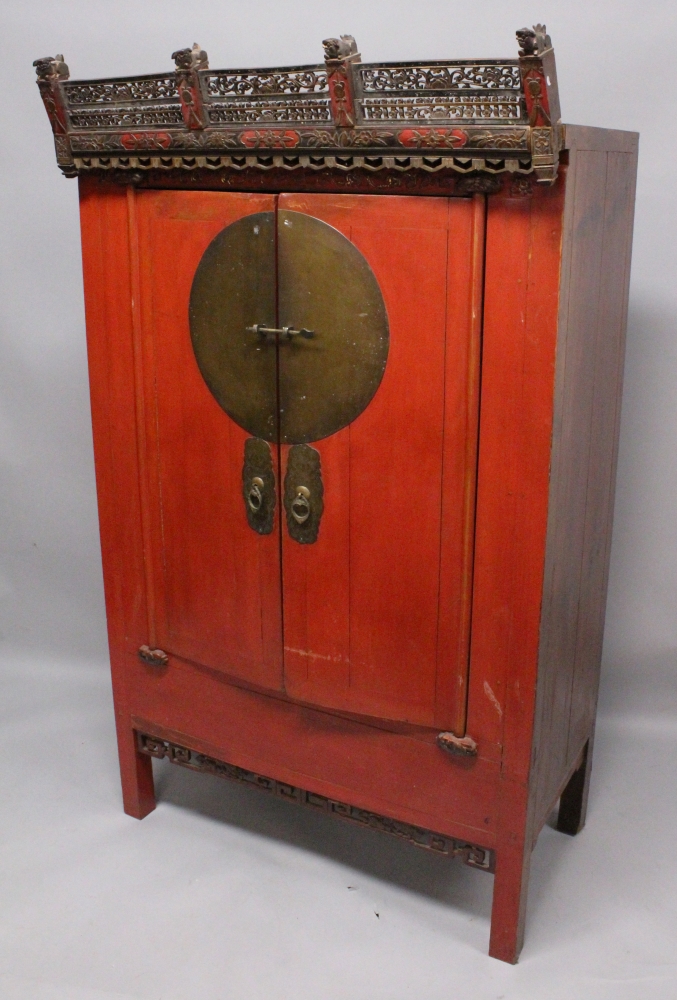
left=137, top=732, right=496, bottom=872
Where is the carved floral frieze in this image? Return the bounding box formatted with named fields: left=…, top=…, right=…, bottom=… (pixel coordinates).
left=360, top=63, right=521, bottom=92
left=398, top=128, right=468, bottom=149
left=206, top=69, right=328, bottom=97
left=69, top=126, right=531, bottom=155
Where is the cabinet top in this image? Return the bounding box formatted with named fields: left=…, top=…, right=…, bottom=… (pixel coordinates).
left=35, top=25, right=564, bottom=186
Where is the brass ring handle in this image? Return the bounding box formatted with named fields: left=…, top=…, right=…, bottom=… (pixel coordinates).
left=291, top=485, right=311, bottom=524
left=246, top=324, right=315, bottom=341
left=247, top=477, right=264, bottom=513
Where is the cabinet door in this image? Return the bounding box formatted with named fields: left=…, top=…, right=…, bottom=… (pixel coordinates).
left=135, top=190, right=283, bottom=692
left=278, top=193, right=483, bottom=730
left=132, top=188, right=481, bottom=732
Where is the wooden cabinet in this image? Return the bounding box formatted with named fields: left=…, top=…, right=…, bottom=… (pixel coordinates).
left=37, top=29, right=638, bottom=962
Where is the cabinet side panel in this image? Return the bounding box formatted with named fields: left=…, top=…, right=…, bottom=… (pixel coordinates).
left=532, top=141, right=638, bottom=831
left=468, top=181, right=565, bottom=770
left=78, top=178, right=148, bottom=656
left=79, top=177, right=154, bottom=813
left=566, top=150, right=637, bottom=754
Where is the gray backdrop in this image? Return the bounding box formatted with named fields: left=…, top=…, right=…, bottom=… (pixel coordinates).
left=1, top=2, right=675, bottom=998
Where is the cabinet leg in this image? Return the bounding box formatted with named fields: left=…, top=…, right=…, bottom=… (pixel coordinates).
left=489, top=842, right=530, bottom=964
left=116, top=725, right=156, bottom=819
left=557, top=738, right=592, bottom=836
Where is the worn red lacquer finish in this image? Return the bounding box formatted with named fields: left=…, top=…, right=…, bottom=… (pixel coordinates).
left=78, top=121, right=637, bottom=963
left=278, top=192, right=482, bottom=731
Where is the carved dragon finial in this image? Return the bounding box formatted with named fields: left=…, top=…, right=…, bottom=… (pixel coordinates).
left=322, top=35, right=360, bottom=127
left=33, top=53, right=74, bottom=174
left=516, top=23, right=561, bottom=185
left=516, top=24, right=552, bottom=56
left=171, top=43, right=208, bottom=129
left=171, top=42, right=208, bottom=71
left=322, top=35, right=359, bottom=62
left=516, top=28, right=537, bottom=56
left=533, top=24, right=552, bottom=52
left=33, top=54, right=69, bottom=81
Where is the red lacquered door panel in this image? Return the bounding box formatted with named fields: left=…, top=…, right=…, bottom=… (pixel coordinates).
left=127, top=188, right=482, bottom=728
left=278, top=193, right=483, bottom=730
left=134, top=190, right=283, bottom=691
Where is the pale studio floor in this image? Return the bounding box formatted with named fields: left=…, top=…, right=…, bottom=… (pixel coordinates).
left=1, top=647, right=675, bottom=1000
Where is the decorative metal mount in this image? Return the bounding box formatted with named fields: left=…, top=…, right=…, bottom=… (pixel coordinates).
left=35, top=25, right=562, bottom=185
left=247, top=323, right=315, bottom=341
left=242, top=438, right=276, bottom=535
left=137, top=732, right=495, bottom=871
left=284, top=444, right=324, bottom=543
left=437, top=732, right=478, bottom=757
left=138, top=645, right=169, bottom=667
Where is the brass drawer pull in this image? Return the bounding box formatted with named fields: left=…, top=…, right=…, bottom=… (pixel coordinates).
left=247, top=477, right=264, bottom=512
left=242, top=439, right=276, bottom=535
left=247, top=323, right=315, bottom=342
left=284, top=444, right=323, bottom=543
left=291, top=486, right=311, bottom=524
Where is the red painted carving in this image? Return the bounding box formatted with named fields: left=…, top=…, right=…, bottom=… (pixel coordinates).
left=521, top=67, right=551, bottom=127
left=398, top=128, right=468, bottom=149
left=326, top=65, right=356, bottom=127
left=33, top=55, right=69, bottom=135
left=239, top=130, right=301, bottom=149
left=176, top=77, right=205, bottom=129
left=322, top=36, right=359, bottom=128
left=172, top=44, right=209, bottom=130
left=120, top=132, right=173, bottom=150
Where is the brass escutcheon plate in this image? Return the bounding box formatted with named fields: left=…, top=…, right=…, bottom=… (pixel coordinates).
left=283, top=444, right=324, bottom=544
left=242, top=437, right=276, bottom=535
left=189, top=209, right=389, bottom=445
left=190, top=212, right=277, bottom=441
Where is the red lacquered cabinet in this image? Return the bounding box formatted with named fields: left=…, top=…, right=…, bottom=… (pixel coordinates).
left=36, top=27, right=638, bottom=961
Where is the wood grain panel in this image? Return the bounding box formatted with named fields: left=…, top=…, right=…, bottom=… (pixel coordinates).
left=134, top=189, right=284, bottom=691
left=566, top=148, right=637, bottom=755
left=278, top=193, right=481, bottom=729
left=467, top=180, right=565, bottom=769
left=531, top=154, right=608, bottom=819
left=79, top=178, right=155, bottom=816
left=471, top=179, right=567, bottom=962
left=127, top=652, right=500, bottom=845
left=530, top=132, right=638, bottom=831
left=435, top=194, right=485, bottom=732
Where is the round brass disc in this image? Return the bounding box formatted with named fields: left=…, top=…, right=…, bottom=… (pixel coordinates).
left=277, top=210, right=389, bottom=444
left=189, top=211, right=277, bottom=441
left=189, top=209, right=389, bottom=444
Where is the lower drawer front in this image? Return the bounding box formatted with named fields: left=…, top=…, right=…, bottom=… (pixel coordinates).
left=128, top=650, right=500, bottom=848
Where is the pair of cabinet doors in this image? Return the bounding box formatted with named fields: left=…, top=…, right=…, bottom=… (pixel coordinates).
left=131, top=189, right=484, bottom=734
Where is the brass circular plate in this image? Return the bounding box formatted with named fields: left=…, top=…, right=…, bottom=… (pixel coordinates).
left=189, top=209, right=389, bottom=444
left=277, top=210, right=389, bottom=444
left=189, top=211, right=277, bottom=441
